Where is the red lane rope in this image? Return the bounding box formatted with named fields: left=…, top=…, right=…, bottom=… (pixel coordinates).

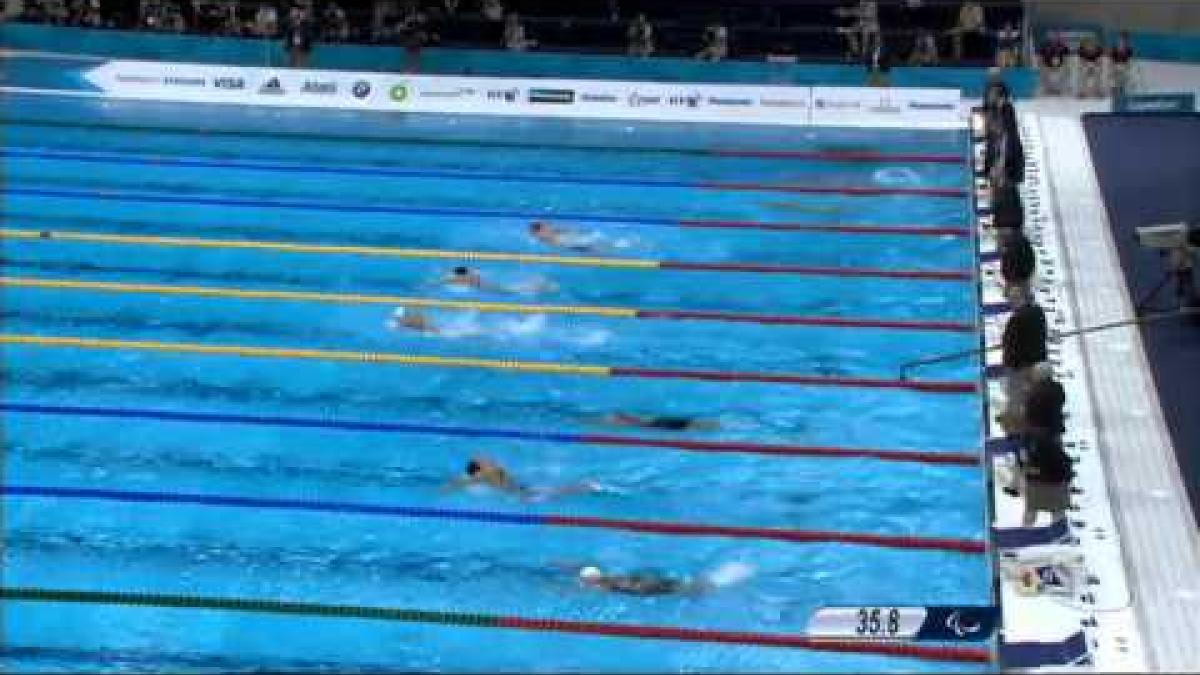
left=544, top=514, right=986, bottom=553
left=676, top=219, right=971, bottom=237
left=635, top=309, right=975, bottom=333
left=703, top=182, right=967, bottom=198
left=581, top=434, right=980, bottom=466
left=611, top=366, right=977, bottom=393
left=660, top=261, right=972, bottom=281
left=496, top=616, right=993, bottom=662
left=711, top=149, right=966, bottom=165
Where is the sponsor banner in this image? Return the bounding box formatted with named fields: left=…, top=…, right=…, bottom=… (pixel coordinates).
left=83, top=60, right=961, bottom=129
left=811, top=86, right=961, bottom=129
left=1114, top=92, right=1195, bottom=113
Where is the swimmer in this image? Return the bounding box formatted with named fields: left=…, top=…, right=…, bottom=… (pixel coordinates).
left=578, top=566, right=701, bottom=596
left=603, top=413, right=719, bottom=432
left=387, top=306, right=439, bottom=334
left=444, top=265, right=485, bottom=290
left=529, top=221, right=602, bottom=253
left=444, top=456, right=599, bottom=502
left=576, top=561, right=754, bottom=596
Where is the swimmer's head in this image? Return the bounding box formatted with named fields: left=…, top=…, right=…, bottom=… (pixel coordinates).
left=392, top=306, right=407, bottom=320
left=452, top=266, right=470, bottom=277
left=530, top=221, right=546, bottom=233
left=579, top=566, right=603, bottom=582
left=465, top=459, right=482, bottom=476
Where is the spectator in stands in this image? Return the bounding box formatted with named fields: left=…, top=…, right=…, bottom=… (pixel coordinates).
left=909, top=28, right=938, bottom=66
left=1038, top=31, right=1070, bottom=96
left=321, top=1, right=349, bottom=42
left=999, top=229, right=1036, bottom=303
left=503, top=11, right=535, bottom=51
left=1076, top=35, right=1105, bottom=98
left=1110, top=31, right=1135, bottom=97
left=441, top=0, right=459, bottom=16
left=864, top=33, right=892, bottom=86
left=626, top=12, right=654, bottom=58
left=253, top=2, right=277, bottom=36
left=834, top=0, right=878, bottom=62
left=482, top=0, right=503, bottom=22
left=282, top=4, right=316, bottom=67
left=160, top=1, right=184, bottom=32
left=948, top=0, right=985, bottom=61
left=1020, top=426, right=1073, bottom=526
left=696, top=19, right=729, bottom=62
left=995, top=20, right=1021, bottom=68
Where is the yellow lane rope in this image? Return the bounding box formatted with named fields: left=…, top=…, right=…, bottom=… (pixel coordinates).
left=0, top=277, right=637, bottom=319
left=0, top=228, right=660, bottom=270
left=0, top=334, right=613, bottom=377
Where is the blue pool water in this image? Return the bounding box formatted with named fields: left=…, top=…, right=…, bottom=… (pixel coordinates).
left=1, top=91, right=989, bottom=672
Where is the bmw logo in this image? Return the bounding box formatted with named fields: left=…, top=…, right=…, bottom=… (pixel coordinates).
left=352, top=80, right=371, bottom=99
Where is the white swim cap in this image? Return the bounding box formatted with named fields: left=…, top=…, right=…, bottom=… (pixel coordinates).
left=392, top=307, right=407, bottom=319
left=579, top=566, right=603, bottom=581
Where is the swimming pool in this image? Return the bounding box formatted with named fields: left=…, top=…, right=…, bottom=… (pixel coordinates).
left=1, top=91, right=990, bottom=672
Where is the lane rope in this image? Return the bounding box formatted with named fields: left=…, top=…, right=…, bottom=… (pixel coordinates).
left=1, top=402, right=983, bottom=466
left=0, top=587, right=992, bottom=662
left=0, top=334, right=978, bottom=393
left=2, top=484, right=988, bottom=553
left=0, top=277, right=978, bottom=333
left=6, top=186, right=968, bottom=235
left=1, top=228, right=969, bottom=281
left=4, top=147, right=969, bottom=198
left=1, top=116, right=968, bottom=166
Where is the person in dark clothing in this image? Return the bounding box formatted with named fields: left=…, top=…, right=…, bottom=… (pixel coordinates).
left=1021, top=427, right=1074, bottom=526
left=991, top=182, right=1024, bottom=235
left=1038, top=32, right=1071, bottom=95
left=1024, top=365, right=1067, bottom=435
left=999, top=229, right=1036, bottom=301
left=1000, top=287, right=1048, bottom=437
left=282, top=4, right=316, bottom=67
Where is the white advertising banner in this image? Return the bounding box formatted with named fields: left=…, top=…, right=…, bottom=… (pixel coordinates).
left=809, top=85, right=963, bottom=129
left=83, top=60, right=963, bottom=129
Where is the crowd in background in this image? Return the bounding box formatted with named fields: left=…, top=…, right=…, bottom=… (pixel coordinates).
left=8, top=1, right=1027, bottom=66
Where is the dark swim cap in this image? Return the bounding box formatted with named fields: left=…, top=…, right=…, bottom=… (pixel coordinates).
left=466, top=460, right=481, bottom=475
left=453, top=266, right=469, bottom=276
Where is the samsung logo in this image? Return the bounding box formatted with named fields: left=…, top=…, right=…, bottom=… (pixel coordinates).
left=628, top=92, right=662, bottom=107
left=909, top=102, right=955, bottom=110
left=116, top=74, right=159, bottom=84
left=815, top=99, right=859, bottom=110
left=528, top=88, right=574, bottom=104
left=580, top=93, right=618, bottom=103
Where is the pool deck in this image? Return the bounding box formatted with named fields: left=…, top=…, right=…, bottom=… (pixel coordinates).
left=982, top=98, right=1200, bottom=671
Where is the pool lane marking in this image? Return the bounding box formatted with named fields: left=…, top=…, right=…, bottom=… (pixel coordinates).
left=5, top=147, right=969, bottom=199
left=712, top=148, right=966, bottom=164
left=0, top=277, right=977, bottom=333
left=1, top=116, right=967, bottom=165
left=5, top=186, right=970, bottom=239
left=0, top=588, right=992, bottom=662
left=0, top=229, right=972, bottom=281
left=0, top=227, right=656, bottom=270
left=1, top=402, right=982, bottom=466
left=1, top=484, right=987, bottom=553
left=0, top=334, right=978, bottom=393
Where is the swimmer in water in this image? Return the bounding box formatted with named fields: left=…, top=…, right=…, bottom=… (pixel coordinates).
left=529, top=221, right=602, bottom=253
left=387, top=306, right=439, bottom=334
left=577, top=566, right=707, bottom=596
left=444, top=457, right=600, bottom=502
left=603, top=413, right=719, bottom=432
left=444, top=265, right=485, bottom=290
